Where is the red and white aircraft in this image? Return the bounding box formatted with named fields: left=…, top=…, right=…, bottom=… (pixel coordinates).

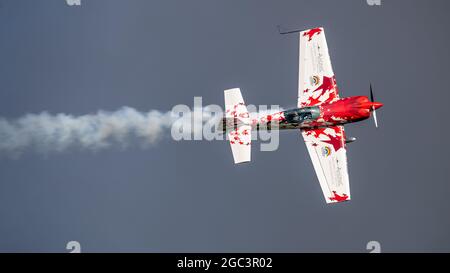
left=222, top=27, right=383, bottom=204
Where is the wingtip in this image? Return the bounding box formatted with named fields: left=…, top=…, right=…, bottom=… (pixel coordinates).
left=327, top=198, right=351, bottom=204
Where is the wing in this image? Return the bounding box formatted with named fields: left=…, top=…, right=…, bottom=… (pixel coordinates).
left=298, top=27, right=340, bottom=107
left=301, top=126, right=350, bottom=204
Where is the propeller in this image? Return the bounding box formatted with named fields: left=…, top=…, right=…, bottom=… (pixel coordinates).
left=370, top=83, right=379, bottom=128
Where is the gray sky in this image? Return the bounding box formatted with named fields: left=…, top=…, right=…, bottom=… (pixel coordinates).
left=0, top=0, right=449, bottom=252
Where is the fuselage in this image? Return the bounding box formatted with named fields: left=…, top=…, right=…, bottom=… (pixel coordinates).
left=252, top=96, right=383, bottom=130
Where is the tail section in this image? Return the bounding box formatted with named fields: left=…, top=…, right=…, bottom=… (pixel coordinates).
left=224, top=88, right=251, bottom=164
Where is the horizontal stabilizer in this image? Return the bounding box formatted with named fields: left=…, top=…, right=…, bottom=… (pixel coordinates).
left=224, top=88, right=251, bottom=164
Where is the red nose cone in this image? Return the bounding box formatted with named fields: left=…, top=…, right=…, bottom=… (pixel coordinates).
left=371, top=102, right=383, bottom=110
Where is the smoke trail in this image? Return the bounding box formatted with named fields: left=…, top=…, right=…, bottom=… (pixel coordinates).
left=0, top=104, right=282, bottom=157
left=0, top=107, right=178, bottom=156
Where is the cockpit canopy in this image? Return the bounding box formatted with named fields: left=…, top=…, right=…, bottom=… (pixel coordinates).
left=283, top=107, right=320, bottom=124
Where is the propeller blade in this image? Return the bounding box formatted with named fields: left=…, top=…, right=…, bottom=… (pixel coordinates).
left=370, top=83, right=374, bottom=102
left=370, top=83, right=378, bottom=128
left=372, top=108, right=378, bottom=128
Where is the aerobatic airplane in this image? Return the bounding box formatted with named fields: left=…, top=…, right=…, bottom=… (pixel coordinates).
left=221, top=27, right=383, bottom=204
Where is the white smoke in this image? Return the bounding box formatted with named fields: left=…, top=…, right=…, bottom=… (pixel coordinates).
left=0, top=107, right=178, bottom=156
left=0, top=104, right=283, bottom=157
